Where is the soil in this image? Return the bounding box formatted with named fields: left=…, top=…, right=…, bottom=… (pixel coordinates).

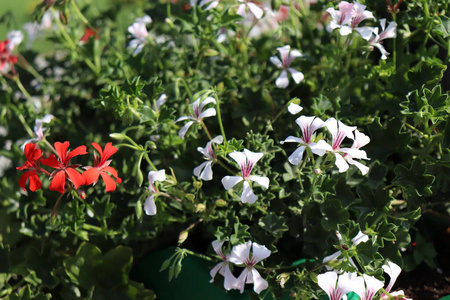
left=395, top=228, right=450, bottom=299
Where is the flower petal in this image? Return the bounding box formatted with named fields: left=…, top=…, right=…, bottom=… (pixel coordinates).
left=221, top=176, right=243, bottom=190
left=198, top=107, right=216, bottom=119
left=241, top=181, right=257, bottom=204
left=247, top=2, right=264, bottom=19
left=49, top=170, right=66, bottom=194
left=252, top=242, right=271, bottom=263
left=251, top=268, right=269, bottom=294
left=83, top=167, right=100, bottom=185
left=318, top=271, right=338, bottom=299
left=144, top=195, right=157, bottom=215
left=100, top=172, right=117, bottom=192
left=334, top=153, right=349, bottom=173
left=287, top=103, right=303, bottom=115
left=270, top=56, right=282, bottom=68
left=249, top=175, right=269, bottom=189
left=288, top=68, right=304, bottom=84
left=383, top=261, right=402, bottom=293
left=65, top=168, right=86, bottom=189
left=275, top=70, right=289, bottom=88
left=178, top=120, right=195, bottom=139
left=229, top=240, right=252, bottom=265
left=287, top=145, right=307, bottom=165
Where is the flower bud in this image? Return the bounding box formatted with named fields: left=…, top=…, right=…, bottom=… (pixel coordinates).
left=195, top=203, right=206, bottom=213
left=314, top=168, right=321, bottom=175
left=215, top=199, right=227, bottom=207
left=77, top=189, right=86, bottom=200
left=178, top=230, right=189, bottom=245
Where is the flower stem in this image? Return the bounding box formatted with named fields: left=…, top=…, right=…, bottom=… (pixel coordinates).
left=13, top=76, right=34, bottom=104
left=213, top=94, right=227, bottom=143
left=143, top=151, right=158, bottom=171
left=51, top=192, right=65, bottom=218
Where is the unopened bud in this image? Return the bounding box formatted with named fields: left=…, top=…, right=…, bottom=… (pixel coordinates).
left=77, top=189, right=86, bottom=200
left=195, top=203, right=206, bottom=213
left=178, top=230, right=189, bottom=245
left=314, top=168, right=321, bottom=175
left=186, top=193, right=195, bottom=201
left=193, top=180, right=203, bottom=190
left=215, top=199, right=227, bottom=207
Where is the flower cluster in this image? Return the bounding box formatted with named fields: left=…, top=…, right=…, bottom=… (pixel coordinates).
left=318, top=261, right=410, bottom=300
left=282, top=115, right=370, bottom=175
left=17, top=141, right=121, bottom=194
left=0, top=31, right=23, bottom=74
left=210, top=240, right=271, bottom=294
left=326, top=1, right=397, bottom=59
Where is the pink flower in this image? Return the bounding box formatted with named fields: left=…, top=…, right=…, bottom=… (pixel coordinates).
left=324, top=118, right=356, bottom=173
left=237, top=0, right=264, bottom=19
left=341, top=129, right=371, bottom=175
left=369, top=19, right=397, bottom=59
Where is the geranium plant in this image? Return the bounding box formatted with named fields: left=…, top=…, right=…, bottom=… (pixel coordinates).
left=1, top=0, right=449, bottom=299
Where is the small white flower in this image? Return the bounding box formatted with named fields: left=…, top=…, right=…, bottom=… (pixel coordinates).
left=237, top=0, right=264, bottom=20
left=6, top=30, right=24, bottom=52
left=209, top=240, right=238, bottom=290
left=287, top=103, right=303, bottom=115
left=369, top=19, right=397, bottom=59
left=176, top=97, right=216, bottom=139
left=341, top=130, right=371, bottom=175
left=281, top=116, right=329, bottom=165
left=127, top=15, right=152, bottom=55
left=144, top=169, right=166, bottom=215
left=324, top=118, right=357, bottom=173
left=317, top=271, right=359, bottom=300
left=222, top=149, right=269, bottom=204
left=228, top=241, right=271, bottom=294
left=270, top=45, right=304, bottom=88
left=194, top=135, right=223, bottom=181
left=21, top=114, right=55, bottom=150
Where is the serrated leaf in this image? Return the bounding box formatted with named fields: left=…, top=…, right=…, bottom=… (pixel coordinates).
left=393, top=159, right=435, bottom=198
left=258, top=213, right=288, bottom=239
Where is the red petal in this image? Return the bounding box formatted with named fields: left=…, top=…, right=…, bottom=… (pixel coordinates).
left=54, top=141, right=70, bottom=162
left=92, top=142, right=103, bottom=157
left=24, top=143, right=41, bottom=161
left=102, top=166, right=121, bottom=181
left=83, top=168, right=100, bottom=185
left=101, top=143, right=118, bottom=161
left=100, top=172, right=117, bottom=192
left=66, top=145, right=87, bottom=163
left=49, top=170, right=66, bottom=193
left=40, top=154, right=61, bottom=169
left=28, top=173, right=42, bottom=192
left=65, top=167, right=85, bottom=189
left=18, top=171, right=33, bottom=191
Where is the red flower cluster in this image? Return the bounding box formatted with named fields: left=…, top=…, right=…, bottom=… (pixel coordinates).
left=0, top=39, right=18, bottom=74
left=17, top=141, right=122, bottom=194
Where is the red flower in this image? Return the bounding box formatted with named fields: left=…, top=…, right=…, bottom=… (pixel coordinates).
left=83, top=143, right=122, bottom=192
left=0, top=39, right=18, bottom=73
left=40, top=141, right=87, bottom=194
left=79, top=28, right=99, bottom=44
left=16, top=143, right=43, bottom=192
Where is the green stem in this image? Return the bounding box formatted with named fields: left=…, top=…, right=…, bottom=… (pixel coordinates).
left=213, top=94, right=227, bottom=143
left=13, top=76, right=34, bottom=103
left=216, top=159, right=236, bottom=175
left=144, top=151, right=157, bottom=171
left=51, top=192, right=65, bottom=218
left=200, top=121, right=213, bottom=140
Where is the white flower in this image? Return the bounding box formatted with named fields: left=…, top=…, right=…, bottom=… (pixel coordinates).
left=21, top=114, right=55, bottom=150
left=341, top=129, right=370, bottom=175
left=326, top=1, right=354, bottom=36
left=6, top=30, right=24, bottom=52
left=176, top=97, right=216, bottom=139
left=326, top=1, right=375, bottom=38
left=270, top=45, right=304, bottom=88
left=237, top=0, right=264, bottom=20
left=287, top=103, right=303, bottom=115
left=317, top=271, right=359, bottom=300
left=228, top=241, right=271, bottom=294
left=281, top=116, right=329, bottom=165
left=324, top=118, right=356, bottom=173
left=369, top=19, right=397, bottom=59
left=209, top=240, right=238, bottom=290
left=323, top=231, right=369, bottom=270
left=191, top=0, right=219, bottom=10
left=194, top=135, right=223, bottom=181
left=127, top=15, right=152, bottom=55
left=221, top=149, right=269, bottom=204
left=144, top=169, right=166, bottom=215
left=155, top=94, right=167, bottom=112
left=380, top=261, right=411, bottom=299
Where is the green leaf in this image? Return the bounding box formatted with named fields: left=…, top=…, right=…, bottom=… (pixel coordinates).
left=320, top=199, right=350, bottom=231
left=393, top=159, right=435, bottom=198
left=258, top=213, right=289, bottom=239
left=434, top=15, right=450, bottom=38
